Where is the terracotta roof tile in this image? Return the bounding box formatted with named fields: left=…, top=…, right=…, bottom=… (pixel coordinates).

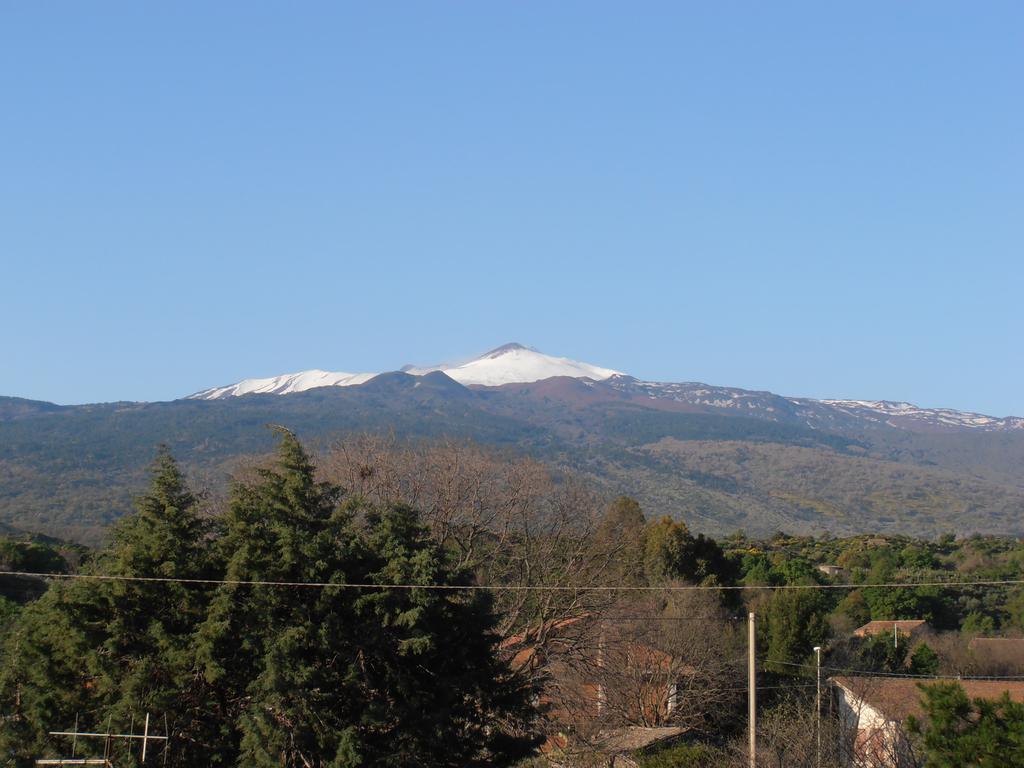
left=853, top=619, right=927, bottom=638
left=833, top=676, right=1024, bottom=723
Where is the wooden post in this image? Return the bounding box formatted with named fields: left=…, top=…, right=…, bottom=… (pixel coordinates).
left=748, top=611, right=756, bottom=768
left=814, top=645, right=822, bottom=768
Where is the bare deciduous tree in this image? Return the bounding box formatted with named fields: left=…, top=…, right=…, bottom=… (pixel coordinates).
left=321, top=435, right=632, bottom=662
left=535, top=590, right=744, bottom=741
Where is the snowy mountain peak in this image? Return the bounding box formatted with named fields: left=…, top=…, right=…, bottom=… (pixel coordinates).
left=189, top=345, right=623, bottom=399
left=183, top=345, right=1023, bottom=433
left=405, top=345, right=623, bottom=387
left=482, top=342, right=531, bottom=357
left=189, top=369, right=376, bottom=400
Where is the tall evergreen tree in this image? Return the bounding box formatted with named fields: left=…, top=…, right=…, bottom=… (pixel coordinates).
left=2, top=434, right=536, bottom=766
left=197, top=429, right=537, bottom=767
left=0, top=447, right=217, bottom=767
left=345, top=503, right=537, bottom=766
left=763, top=586, right=831, bottom=669
left=197, top=428, right=362, bottom=766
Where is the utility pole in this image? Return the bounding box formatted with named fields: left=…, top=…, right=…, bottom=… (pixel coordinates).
left=748, top=611, right=756, bottom=768
left=814, top=645, right=822, bottom=768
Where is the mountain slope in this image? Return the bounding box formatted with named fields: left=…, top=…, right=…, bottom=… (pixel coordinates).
left=2, top=373, right=1023, bottom=544
left=184, top=343, right=1021, bottom=435
left=0, top=397, right=68, bottom=421
left=604, top=378, right=1024, bottom=434
left=815, top=399, right=1024, bottom=432
left=610, top=438, right=1024, bottom=536
left=3, top=344, right=1023, bottom=544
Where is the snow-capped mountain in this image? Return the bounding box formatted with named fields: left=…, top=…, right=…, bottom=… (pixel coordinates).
left=403, top=343, right=622, bottom=387
left=190, top=370, right=376, bottom=399
left=186, top=343, right=1022, bottom=434
left=190, top=343, right=620, bottom=400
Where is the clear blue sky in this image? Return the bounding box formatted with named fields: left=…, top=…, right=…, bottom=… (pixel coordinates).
left=2, top=3, right=1021, bottom=414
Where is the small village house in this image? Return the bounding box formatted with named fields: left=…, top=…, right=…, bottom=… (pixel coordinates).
left=832, top=676, right=1024, bottom=768
left=852, top=620, right=928, bottom=643
left=817, top=564, right=848, bottom=579
left=501, top=613, right=699, bottom=761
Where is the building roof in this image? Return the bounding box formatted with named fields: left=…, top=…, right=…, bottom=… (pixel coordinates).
left=499, top=614, right=591, bottom=651
left=853, top=619, right=927, bottom=637
left=832, top=676, right=1024, bottom=723
left=499, top=614, right=593, bottom=671
left=968, top=637, right=1024, bottom=668
left=500, top=612, right=675, bottom=673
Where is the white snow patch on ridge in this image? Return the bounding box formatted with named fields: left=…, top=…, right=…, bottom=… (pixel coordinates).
left=190, top=370, right=376, bottom=400
left=819, top=399, right=1024, bottom=430
left=405, top=343, right=622, bottom=387
left=825, top=399, right=988, bottom=424
left=187, top=343, right=621, bottom=399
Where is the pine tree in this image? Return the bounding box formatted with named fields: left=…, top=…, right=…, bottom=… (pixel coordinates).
left=909, top=642, right=940, bottom=675
left=196, top=428, right=358, bottom=766
left=851, top=630, right=909, bottom=673
left=908, top=683, right=1024, bottom=767
left=763, top=587, right=831, bottom=669
left=197, top=429, right=537, bottom=767
left=0, top=583, right=94, bottom=766
left=0, top=447, right=217, bottom=767
left=1, top=434, right=537, bottom=766
left=344, top=503, right=537, bottom=766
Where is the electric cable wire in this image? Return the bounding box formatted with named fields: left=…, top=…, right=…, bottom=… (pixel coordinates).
left=767, top=658, right=1024, bottom=681
left=2, top=570, right=1022, bottom=592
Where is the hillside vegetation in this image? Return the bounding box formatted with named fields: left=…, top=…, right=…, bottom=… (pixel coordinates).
left=2, top=436, right=1023, bottom=767
left=0, top=381, right=1022, bottom=544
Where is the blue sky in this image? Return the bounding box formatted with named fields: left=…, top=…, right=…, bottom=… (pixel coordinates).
left=2, top=3, right=1021, bottom=413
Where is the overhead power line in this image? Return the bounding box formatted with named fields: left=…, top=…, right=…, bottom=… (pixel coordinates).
left=768, top=658, right=1024, bottom=681
left=2, top=570, right=1022, bottom=592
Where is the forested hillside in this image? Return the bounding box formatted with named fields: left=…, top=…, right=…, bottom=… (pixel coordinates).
left=1, top=376, right=1022, bottom=544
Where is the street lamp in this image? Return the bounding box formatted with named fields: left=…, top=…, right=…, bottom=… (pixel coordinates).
left=814, top=645, right=822, bottom=768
